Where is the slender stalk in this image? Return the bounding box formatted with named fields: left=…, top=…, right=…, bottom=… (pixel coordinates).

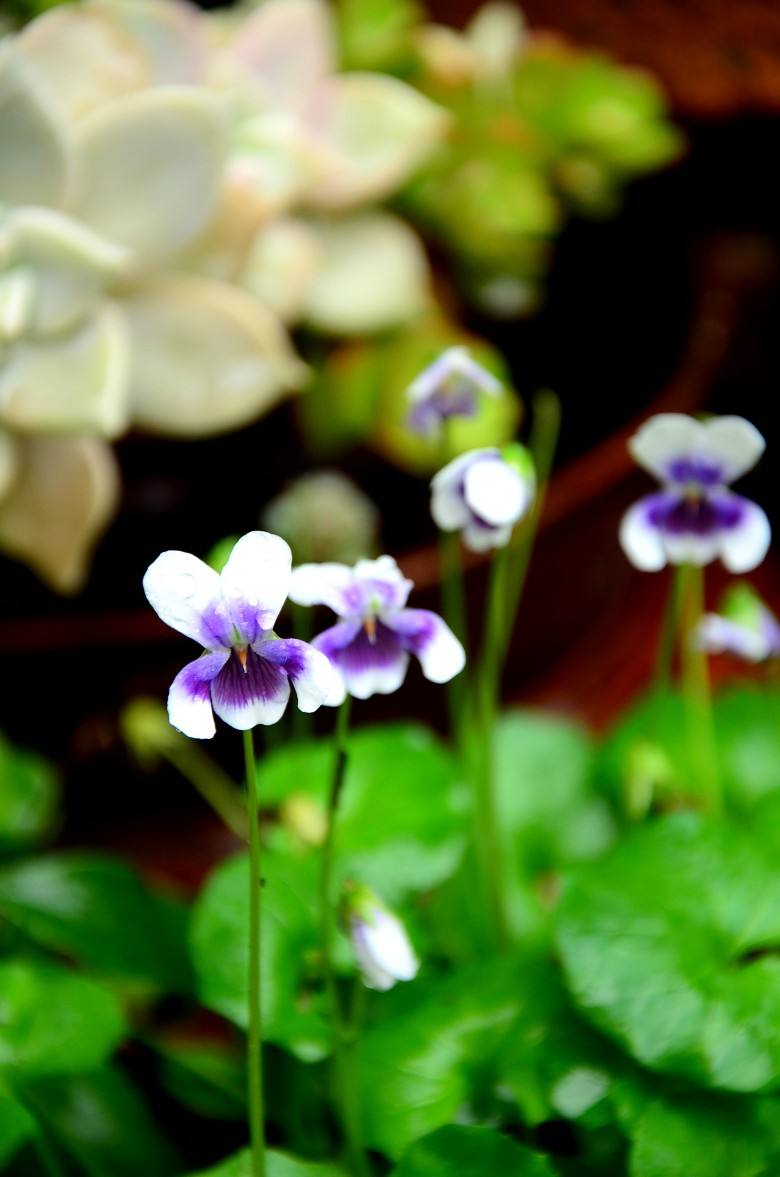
left=319, top=700, right=368, bottom=1176
left=654, top=568, right=683, bottom=694
left=243, top=729, right=266, bottom=1177
left=470, top=391, right=561, bottom=949
left=678, top=565, right=721, bottom=814
left=436, top=424, right=469, bottom=743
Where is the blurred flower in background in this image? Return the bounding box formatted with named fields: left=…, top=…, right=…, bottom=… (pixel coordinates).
left=431, top=443, right=536, bottom=551
left=0, top=0, right=681, bottom=592
left=695, top=582, right=780, bottom=663
left=262, top=470, right=379, bottom=565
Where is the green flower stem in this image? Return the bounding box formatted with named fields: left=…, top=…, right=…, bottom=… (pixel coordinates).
left=471, top=391, right=561, bottom=949
left=655, top=567, right=684, bottom=693
left=319, top=699, right=369, bottom=1176
left=242, top=729, right=266, bottom=1177
left=439, top=526, right=469, bottom=743
left=678, top=564, right=721, bottom=814
left=161, top=740, right=248, bottom=841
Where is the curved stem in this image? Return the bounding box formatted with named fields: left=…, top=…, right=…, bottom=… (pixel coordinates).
left=243, top=729, right=266, bottom=1177
left=320, top=700, right=369, bottom=1176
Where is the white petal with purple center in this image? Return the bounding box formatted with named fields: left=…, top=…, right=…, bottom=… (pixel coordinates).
left=167, top=649, right=230, bottom=739
left=695, top=614, right=768, bottom=662
left=220, top=530, right=292, bottom=641
left=316, top=620, right=409, bottom=699
left=143, top=550, right=230, bottom=647
left=430, top=450, right=482, bottom=532
left=210, top=647, right=291, bottom=729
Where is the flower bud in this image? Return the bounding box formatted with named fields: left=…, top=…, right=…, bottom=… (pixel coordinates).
left=342, top=885, right=419, bottom=991
left=694, top=582, right=780, bottom=663
left=430, top=443, right=535, bottom=551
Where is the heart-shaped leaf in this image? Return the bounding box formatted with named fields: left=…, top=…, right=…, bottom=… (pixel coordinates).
left=557, top=812, right=780, bottom=1092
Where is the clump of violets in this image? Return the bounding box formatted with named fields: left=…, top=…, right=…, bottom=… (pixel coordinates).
left=343, top=884, right=419, bottom=991
left=289, top=555, right=465, bottom=698
left=431, top=443, right=535, bottom=551
left=620, top=414, right=770, bottom=572
left=406, top=346, right=503, bottom=437
left=694, top=582, right=780, bottom=663
left=262, top=470, right=380, bottom=565
left=143, top=531, right=344, bottom=739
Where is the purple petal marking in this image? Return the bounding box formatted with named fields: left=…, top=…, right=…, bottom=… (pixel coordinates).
left=174, top=649, right=231, bottom=701
left=384, top=608, right=437, bottom=653
left=340, top=577, right=409, bottom=617
left=313, top=620, right=363, bottom=661
left=257, top=637, right=308, bottom=679
left=665, top=457, right=725, bottom=488
left=643, top=489, right=746, bottom=537
left=325, top=620, right=406, bottom=676
left=210, top=647, right=288, bottom=712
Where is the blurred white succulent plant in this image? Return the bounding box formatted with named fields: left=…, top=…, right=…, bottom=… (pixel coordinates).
left=0, top=0, right=446, bottom=590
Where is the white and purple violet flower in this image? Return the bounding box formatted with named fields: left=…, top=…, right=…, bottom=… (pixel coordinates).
left=620, top=414, right=771, bottom=572
left=143, top=531, right=344, bottom=739
left=406, top=346, right=503, bottom=437
left=289, top=555, right=465, bottom=699
left=431, top=443, right=535, bottom=552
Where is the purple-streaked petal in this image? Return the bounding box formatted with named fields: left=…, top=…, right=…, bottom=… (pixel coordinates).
left=619, top=496, right=668, bottom=571
left=144, top=550, right=231, bottom=647
left=210, top=646, right=290, bottom=729
left=388, top=608, right=465, bottom=683
left=318, top=621, right=409, bottom=699
left=288, top=561, right=353, bottom=612
left=220, top=531, right=292, bottom=642
left=259, top=637, right=346, bottom=709
left=168, top=649, right=230, bottom=739
left=718, top=496, right=771, bottom=573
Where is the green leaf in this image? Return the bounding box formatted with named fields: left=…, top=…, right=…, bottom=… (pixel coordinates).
left=0, top=732, right=59, bottom=853
left=391, top=1125, right=555, bottom=1176
left=627, top=1089, right=780, bottom=1177
left=493, top=709, right=613, bottom=875
left=357, top=957, right=524, bottom=1158
left=0, top=957, right=125, bottom=1079
left=21, top=1064, right=177, bottom=1177
left=556, top=812, right=780, bottom=1091
left=190, top=850, right=328, bottom=1061
left=714, top=687, right=780, bottom=810
left=188, top=1148, right=347, bottom=1176
left=259, top=723, right=468, bottom=905
left=0, top=1088, right=36, bottom=1168
left=0, top=852, right=192, bottom=992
